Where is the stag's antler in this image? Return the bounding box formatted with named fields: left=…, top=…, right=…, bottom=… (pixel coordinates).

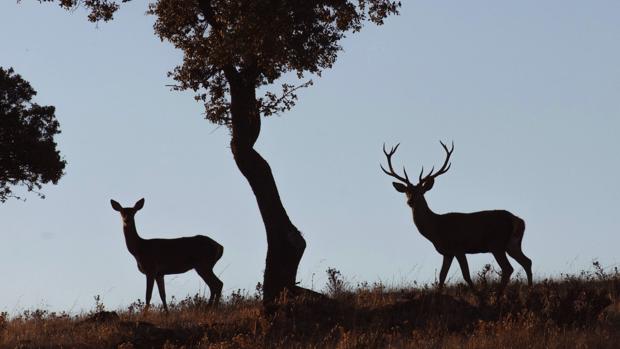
left=419, top=141, right=454, bottom=184
left=381, top=143, right=412, bottom=185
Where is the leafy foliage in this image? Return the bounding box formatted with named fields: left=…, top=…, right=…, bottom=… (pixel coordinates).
left=0, top=67, right=66, bottom=202
left=36, top=0, right=400, bottom=125
left=151, top=0, right=401, bottom=125
left=32, top=0, right=129, bottom=22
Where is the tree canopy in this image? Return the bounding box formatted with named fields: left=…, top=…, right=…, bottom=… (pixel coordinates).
left=0, top=67, right=66, bottom=202
left=41, top=0, right=400, bottom=124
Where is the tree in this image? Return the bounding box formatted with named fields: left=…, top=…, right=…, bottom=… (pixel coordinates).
left=0, top=67, right=66, bottom=202
left=41, top=0, right=400, bottom=304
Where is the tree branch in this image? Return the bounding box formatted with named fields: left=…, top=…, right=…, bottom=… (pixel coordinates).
left=259, top=80, right=314, bottom=117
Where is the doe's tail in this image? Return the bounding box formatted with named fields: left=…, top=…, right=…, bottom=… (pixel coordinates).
left=512, top=216, right=526, bottom=242
left=214, top=242, right=224, bottom=263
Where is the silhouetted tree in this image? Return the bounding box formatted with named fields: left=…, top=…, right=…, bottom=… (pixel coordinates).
left=0, top=67, right=66, bottom=202
left=40, top=0, right=400, bottom=304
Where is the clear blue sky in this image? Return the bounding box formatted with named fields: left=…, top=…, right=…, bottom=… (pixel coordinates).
left=1, top=1, right=618, bottom=313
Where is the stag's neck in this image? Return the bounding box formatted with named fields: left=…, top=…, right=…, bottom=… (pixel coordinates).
left=122, top=220, right=144, bottom=256
left=411, top=196, right=439, bottom=241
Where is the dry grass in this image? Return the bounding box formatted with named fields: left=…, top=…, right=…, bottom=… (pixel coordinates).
left=2, top=262, right=620, bottom=348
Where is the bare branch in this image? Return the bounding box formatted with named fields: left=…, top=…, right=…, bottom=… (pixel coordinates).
left=259, top=80, right=313, bottom=117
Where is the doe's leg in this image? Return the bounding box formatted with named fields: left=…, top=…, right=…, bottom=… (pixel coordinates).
left=438, top=255, right=454, bottom=289
left=145, top=276, right=154, bottom=311
left=492, top=250, right=514, bottom=294
left=156, top=276, right=168, bottom=312
left=507, top=248, right=533, bottom=286
left=455, top=254, right=475, bottom=290
left=197, top=267, right=223, bottom=306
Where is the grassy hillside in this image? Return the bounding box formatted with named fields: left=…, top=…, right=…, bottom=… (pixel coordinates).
left=2, top=263, right=619, bottom=348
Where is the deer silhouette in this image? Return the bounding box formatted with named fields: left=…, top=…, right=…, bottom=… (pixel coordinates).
left=111, top=198, right=224, bottom=311
left=381, top=142, right=533, bottom=293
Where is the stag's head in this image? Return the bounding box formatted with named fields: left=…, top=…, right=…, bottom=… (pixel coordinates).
left=110, top=198, right=145, bottom=223
left=381, top=141, right=454, bottom=207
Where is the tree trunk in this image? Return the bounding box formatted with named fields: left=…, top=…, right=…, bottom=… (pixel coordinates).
left=225, top=68, right=306, bottom=305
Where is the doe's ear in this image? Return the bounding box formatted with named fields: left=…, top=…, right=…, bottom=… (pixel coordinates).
left=110, top=200, right=122, bottom=211
left=392, top=182, right=407, bottom=193
left=134, top=198, right=145, bottom=211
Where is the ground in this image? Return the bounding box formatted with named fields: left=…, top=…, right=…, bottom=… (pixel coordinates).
left=2, top=263, right=619, bottom=348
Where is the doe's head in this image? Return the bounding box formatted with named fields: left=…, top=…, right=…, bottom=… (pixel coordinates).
left=110, top=198, right=145, bottom=222
left=381, top=141, right=454, bottom=207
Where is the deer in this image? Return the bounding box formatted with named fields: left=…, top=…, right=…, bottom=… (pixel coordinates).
left=381, top=142, right=533, bottom=293
left=110, top=198, right=224, bottom=311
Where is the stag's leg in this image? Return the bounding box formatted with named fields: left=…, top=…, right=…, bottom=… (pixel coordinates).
left=455, top=254, right=475, bottom=290
left=507, top=216, right=532, bottom=286
left=492, top=251, right=514, bottom=294
left=439, top=255, right=454, bottom=289
left=196, top=267, right=223, bottom=305
left=155, top=276, right=168, bottom=312
left=145, top=276, right=155, bottom=311
left=507, top=248, right=533, bottom=286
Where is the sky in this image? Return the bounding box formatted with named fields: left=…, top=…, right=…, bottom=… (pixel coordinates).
left=0, top=1, right=619, bottom=313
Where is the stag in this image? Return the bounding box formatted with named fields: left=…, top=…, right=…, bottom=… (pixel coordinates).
left=381, top=142, right=532, bottom=292
left=111, top=198, right=224, bottom=311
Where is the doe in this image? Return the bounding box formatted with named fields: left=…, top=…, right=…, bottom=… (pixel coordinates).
left=111, top=198, right=224, bottom=311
